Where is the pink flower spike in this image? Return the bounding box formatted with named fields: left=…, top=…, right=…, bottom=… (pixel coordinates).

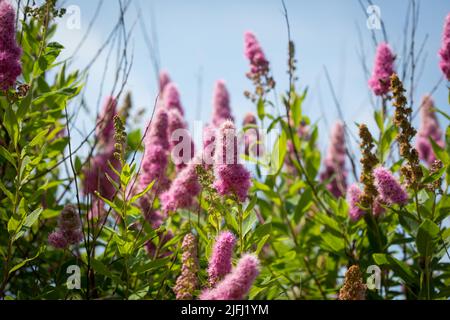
left=163, top=82, right=184, bottom=115
left=416, top=95, right=444, bottom=165
left=439, top=13, right=450, bottom=81
left=212, top=80, right=234, bottom=127
left=200, top=254, right=260, bottom=300
left=159, top=70, right=171, bottom=93
left=347, top=184, right=365, bottom=221
left=208, top=231, right=237, bottom=286
left=320, top=121, right=347, bottom=198
left=139, top=108, right=170, bottom=193
left=213, top=121, right=251, bottom=202
left=373, top=167, right=408, bottom=205
left=160, top=155, right=201, bottom=212
left=244, top=31, right=269, bottom=76
left=167, top=108, right=195, bottom=171
left=0, top=0, right=22, bottom=90
left=368, top=43, right=395, bottom=96
left=95, top=96, right=117, bottom=147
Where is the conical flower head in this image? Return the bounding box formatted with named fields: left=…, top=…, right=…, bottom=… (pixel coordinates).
left=212, top=80, right=234, bottom=127
left=0, top=0, right=22, bottom=90
left=163, top=82, right=184, bottom=115
left=347, top=184, right=365, bottom=221
left=200, top=254, right=260, bottom=300
left=139, top=109, right=170, bottom=192
left=174, top=233, right=199, bottom=300
left=48, top=204, right=83, bottom=249
left=244, top=31, right=269, bottom=75
left=167, top=108, right=195, bottom=171
left=320, top=121, right=347, bottom=197
left=338, top=265, right=367, bottom=300
left=96, top=96, right=117, bottom=146
left=368, top=43, right=395, bottom=96
left=416, top=95, right=444, bottom=165
left=213, top=121, right=251, bottom=202
left=159, top=70, right=171, bottom=93
left=160, top=156, right=201, bottom=212
left=439, top=13, right=450, bottom=81
left=373, top=167, right=408, bottom=205
left=207, top=231, right=237, bottom=286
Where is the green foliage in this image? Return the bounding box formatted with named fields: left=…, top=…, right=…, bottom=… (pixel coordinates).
left=0, top=2, right=449, bottom=301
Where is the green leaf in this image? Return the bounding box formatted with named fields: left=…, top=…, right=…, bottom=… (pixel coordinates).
left=23, top=207, right=43, bottom=228
left=133, top=257, right=171, bottom=274
left=4, top=106, right=19, bottom=148
left=373, top=253, right=417, bottom=285
left=416, top=219, right=440, bottom=257
left=0, top=179, right=14, bottom=202
left=255, top=234, right=270, bottom=255
left=243, top=211, right=258, bottom=237
left=422, top=165, right=447, bottom=184
left=257, top=98, right=265, bottom=120
left=291, top=95, right=303, bottom=127
left=91, top=258, right=124, bottom=285
left=7, top=216, right=20, bottom=235
left=321, top=233, right=345, bottom=254
left=0, top=146, right=17, bottom=169
left=29, top=129, right=49, bottom=147
left=294, top=189, right=312, bottom=223
left=374, top=110, right=384, bottom=131
left=244, top=194, right=258, bottom=217
left=130, top=180, right=155, bottom=203
left=429, top=137, right=450, bottom=165
left=269, top=131, right=287, bottom=175
left=9, top=246, right=45, bottom=275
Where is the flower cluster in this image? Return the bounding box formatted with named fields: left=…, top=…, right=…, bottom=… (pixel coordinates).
left=368, top=43, right=395, bottom=96
left=347, top=183, right=385, bottom=222
left=174, top=233, right=199, bottom=300
left=338, top=265, right=367, bottom=300
left=244, top=31, right=275, bottom=101
left=96, top=96, right=117, bottom=147
left=48, top=204, right=83, bottom=249
left=358, top=124, right=379, bottom=209
left=213, top=121, right=251, bottom=202
left=118, top=92, right=132, bottom=125
left=167, top=108, right=195, bottom=171
left=163, top=82, right=184, bottom=115
left=390, top=73, right=422, bottom=189
left=160, top=156, right=201, bottom=212
left=159, top=70, right=171, bottom=93
left=212, top=80, right=234, bottom=127
left=200, top=253, right=260, bottom=300
left=373, top=167, right=408, bottom=205
left=439, top=13, right=450, bottom=81
left=0, top=0, right=22, bottom=90
left=83, top=97, right=120, bottom=200
left=139, top=108, right=170, bottom=193
left=244, top=31, right=269, bottom=77
left=207, top=231, right=236, bottom=286
left=320, top=122, right=347, bottom=197
left=416, top=95, right=444, bottom=165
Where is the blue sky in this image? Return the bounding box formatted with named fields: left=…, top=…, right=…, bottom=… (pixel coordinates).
left=53, top=0, right=450, bottom=168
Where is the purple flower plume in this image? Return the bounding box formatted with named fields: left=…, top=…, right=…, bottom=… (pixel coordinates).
left=368, top=43, right=395, bottom=96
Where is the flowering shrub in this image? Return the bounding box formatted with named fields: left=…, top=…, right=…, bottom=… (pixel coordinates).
left=0, top=0, right=449, bottom=301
